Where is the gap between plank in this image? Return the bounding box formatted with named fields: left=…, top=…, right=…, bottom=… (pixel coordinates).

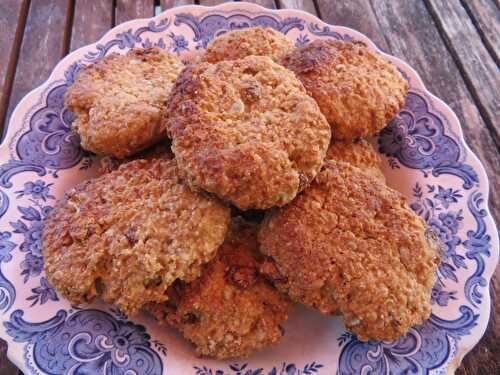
left=423, top=0, right=500, bottom=149
left=312, top=0, right=322, bottom=19
left=459, top=0, right=500, bottom=68
left=112, top=0, right=117, bottom=27
left=62, top=0, right=75, bottom=56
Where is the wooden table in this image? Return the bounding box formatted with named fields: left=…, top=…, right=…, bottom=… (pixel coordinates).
left=0, top=1, right=498, bottom=374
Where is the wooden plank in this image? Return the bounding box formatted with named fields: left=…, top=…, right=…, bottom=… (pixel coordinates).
left=315, top=0, right=389, bottom=51
left=1, top=342, right=19, bottom=374
left=457, top=271, right=500, bottom=375
left=369, top=2, right=500, bottom=374
left=199, top=0, right=277, bottom=7
left=425, top=0, right=499, bottom=148
left=198, top=0, right=229, bottom=5
left=0, top=0, right=28, bottom=138
left=5, top=0, right=72, bottom=137
left=70, top=0, right=113, bottom=52
left=278, top=0, right=318, bottom=15
left=0, top=338, right=19, bottom=375
left=115, top=0, right=155, bottom=25
left=462, top=0, right=500, bottom=64
left=241, top=0, right=277, bottom=8
left=160, top=0, right=195, bottom=10
left=370, top=0, right=499, bottom=231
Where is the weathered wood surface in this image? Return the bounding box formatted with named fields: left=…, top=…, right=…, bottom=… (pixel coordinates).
left=0, top=0, right=28, bottom=137
left=70, top=0, right=113, bottom=51
left=198, top=0, right=237, bottom=6
left=316, top=0, right=389, bottom=51
left=199, top=0, right=276, bottom=7
left=160, top=0, right=195, bottom=9
left=115, top=0, right=155, bottom=25
left=426, top=0, right=499, bottom=147
left=462, top=0, right=500, bottom=65
left=0, top=1, right=498, bottom=375
left=4, top=0, right=72, bottom=140
left=0, top=339, right=18, bottom=375
left=278, top=0, right=318, bottom=15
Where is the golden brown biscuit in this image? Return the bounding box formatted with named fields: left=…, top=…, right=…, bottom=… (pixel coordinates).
left=147, top=219, right=291, bottom=359
left=65, top=47, right=184, bottom=158
left=282, top=39, right=408, bottom=140
left=99, top=142, right=174, bottom=174
left=43, top=158, right=230, bottom=316
left=165, top=55, right=331, bottom=210
left=326, top=139, right=385, bottom=181
left=203, top=26, right=294, bottom=63
left=259, top=161, right=440, bottom=341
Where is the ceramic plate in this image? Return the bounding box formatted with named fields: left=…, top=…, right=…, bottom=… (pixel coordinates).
left=0, top=2, right=497, bottom=374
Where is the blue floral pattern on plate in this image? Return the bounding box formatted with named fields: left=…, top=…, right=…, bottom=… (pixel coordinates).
left=5, top=308, right=162, bottom=374
left=194, top=362, right=323, bottom=375
left=0, top=2, right=497, bottom=374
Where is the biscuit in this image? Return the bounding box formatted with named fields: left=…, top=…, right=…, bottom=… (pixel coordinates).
left=203, top=26, right=294, bottom=64
left=99, top=142, right=174, bottom=174
left=65, top=47, right=184, bottom=158
left=326, top=139, right=385, bottom=180
left=283, top=39, right=408, bottom=140
left=147, top=219, right=291, bottom=359
left=259, top=161, right=440, bottom=341
left=43, top=158, right=230, bottom=316
left=165, top=55, right=331, bottom=209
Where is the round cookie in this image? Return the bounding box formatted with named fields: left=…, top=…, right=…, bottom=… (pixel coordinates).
left=258, top=161, right=440, bottom=341
left=65, top=47, right=184, bottom=158
left=203, top=26, right=294, bottom=64
left=282, top=39, right=408, bottom=140
left=147, top=219, right=291, bottom=359
left=326, top=139, right=385, bottom=181
left=165, top=55, right=331, bottom=210
left=43, top=158, right=230, bottom=316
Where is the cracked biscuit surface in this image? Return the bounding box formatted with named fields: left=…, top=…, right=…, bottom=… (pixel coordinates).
left=43, top=158, right=230, bottom=316
left=147, top=219, right=291, bottom=359
left=65, top=47, right=184, bottom=158
left=203, top=26, right=294, bottom=63
left=283, top=39, right=408, bottom=140
left=259, top=161, right=440, bottom=341
left=165, top=55, right=331, bottom=209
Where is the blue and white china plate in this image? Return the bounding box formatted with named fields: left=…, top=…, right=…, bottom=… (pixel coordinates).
left=0, top=2, right=497, bottom=374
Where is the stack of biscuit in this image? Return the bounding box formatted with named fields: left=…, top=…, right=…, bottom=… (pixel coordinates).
left=43, top=27, right=441, bottom=359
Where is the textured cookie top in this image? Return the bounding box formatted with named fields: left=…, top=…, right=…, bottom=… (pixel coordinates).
left=326, top=139, right=385, bottom=181
left=165, top=55, right=331, bottom=209
left=147, top=219, right=291, bottom=359
left=43, top=158, right=230, bottom=316
left=203, top=26, right=294, bottom=63
left=259, top=161, right=440, bottom=341
left=99, top=142, right=174, bottom=174
left=65, top=47, right=184, bottom=158
left=283, top=39, right=408, bottom=140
